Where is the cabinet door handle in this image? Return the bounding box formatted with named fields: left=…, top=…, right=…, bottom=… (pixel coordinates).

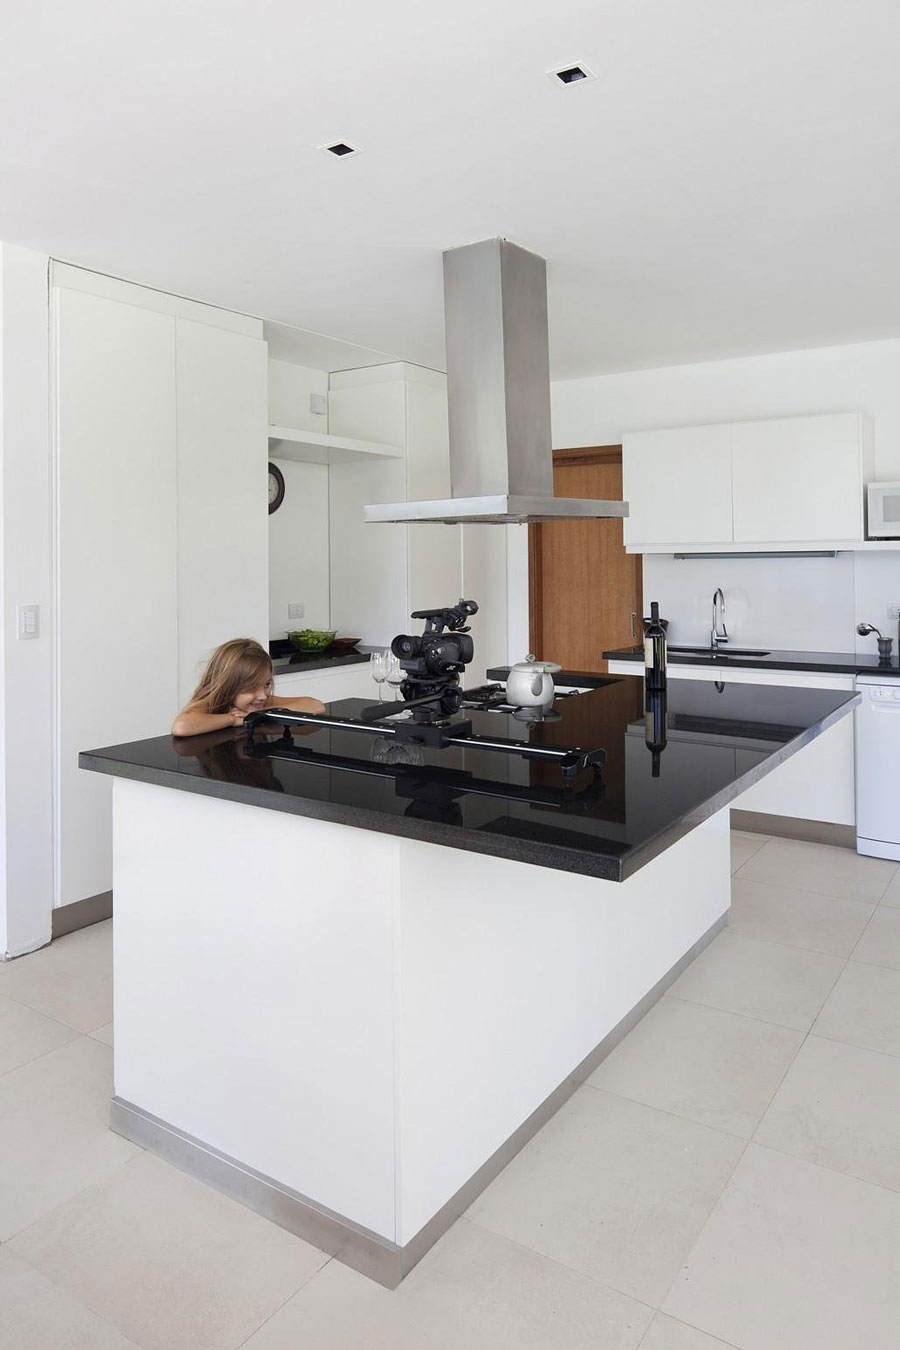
left=631, top=611, right=637, bottom=640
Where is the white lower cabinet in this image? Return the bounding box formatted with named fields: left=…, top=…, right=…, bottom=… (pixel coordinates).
left=274, top=662, right=375, bottom=704
left=608, top=660, right=856, bottom=827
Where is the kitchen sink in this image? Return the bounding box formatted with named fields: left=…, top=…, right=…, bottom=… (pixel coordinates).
left=668, top=646, right=771, bottom=658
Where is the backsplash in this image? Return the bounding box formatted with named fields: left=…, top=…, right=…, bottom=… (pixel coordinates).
left=642, top=553, right=857, bottom=652
left=854, top=552, right=900, bottom=653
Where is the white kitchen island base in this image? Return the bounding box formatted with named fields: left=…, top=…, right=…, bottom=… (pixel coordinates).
left=110, top=776, right=731, bottom=1286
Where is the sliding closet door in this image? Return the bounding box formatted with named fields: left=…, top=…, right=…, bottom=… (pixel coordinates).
left=175, top=319, right=268, bottom=703
left=54, top=288, right=178, bottom=906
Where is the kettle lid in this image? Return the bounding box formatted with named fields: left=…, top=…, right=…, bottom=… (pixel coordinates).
left=511, top=653, right=563, bottom=673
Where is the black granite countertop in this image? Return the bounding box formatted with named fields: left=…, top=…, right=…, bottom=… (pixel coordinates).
left=271, top=649, right=369, bottom=675
left=602, top=645, right=900, bottom=678
left=79, top=678, right=858, bottom=883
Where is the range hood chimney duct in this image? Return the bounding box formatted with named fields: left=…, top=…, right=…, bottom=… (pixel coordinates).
left=364, top=238, right=629, bottom=525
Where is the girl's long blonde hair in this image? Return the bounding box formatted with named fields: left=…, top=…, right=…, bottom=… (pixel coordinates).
left=184, top=638, right=273, bottom=715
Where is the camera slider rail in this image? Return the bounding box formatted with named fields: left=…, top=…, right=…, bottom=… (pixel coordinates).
left=243, top=707, right=606, bottom=780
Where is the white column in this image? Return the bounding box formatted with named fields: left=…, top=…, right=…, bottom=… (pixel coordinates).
left=0, top=243, right=53, bottom=958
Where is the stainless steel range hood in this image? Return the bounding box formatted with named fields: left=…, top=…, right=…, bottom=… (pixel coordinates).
left=364, top=237, right=629, bottom=525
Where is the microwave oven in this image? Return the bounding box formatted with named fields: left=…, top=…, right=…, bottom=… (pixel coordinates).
left=868, top=482, right=900, bottom=538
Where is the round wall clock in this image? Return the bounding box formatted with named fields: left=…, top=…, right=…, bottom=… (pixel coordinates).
left=268, top=462, right=285, bottom=514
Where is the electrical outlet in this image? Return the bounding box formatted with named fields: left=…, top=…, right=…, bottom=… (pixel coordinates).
left=288, top=603, right=305, bottom=621
left=888, top=604, right=900, bottom=621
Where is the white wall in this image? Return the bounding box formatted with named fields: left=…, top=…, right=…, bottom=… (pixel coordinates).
left=854, top=551, right=900, bottom=654
left=0, top=244, right=53, bottom=958
left=267, top=360, right=332, bottom=639
left=268, top=358, right=327, bottom=434
left=547, top=338, right=900, bottom=653
left=269, top=458, right=331, bottom=636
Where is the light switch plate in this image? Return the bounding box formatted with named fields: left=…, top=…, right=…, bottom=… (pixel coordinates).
left=309, top=393, right=328, bottom=417
left=17, top=604, right=39, bottom=639
left=288, top=603, right=305, bottom=621
left=888, top=604, right=900, bottom=621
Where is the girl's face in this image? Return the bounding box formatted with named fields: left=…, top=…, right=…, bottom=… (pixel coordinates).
left=231, top=677, right=273, bottom=714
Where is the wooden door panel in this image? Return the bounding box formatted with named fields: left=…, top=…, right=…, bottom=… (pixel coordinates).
left=529, top=450, right=641, bottom=673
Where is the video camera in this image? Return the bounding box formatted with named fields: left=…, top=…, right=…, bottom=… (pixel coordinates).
left=391, top=599, right=478, bottom=718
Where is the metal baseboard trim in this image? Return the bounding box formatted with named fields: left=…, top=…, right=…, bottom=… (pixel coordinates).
left=52, top=891, right=113, bottom=938
left=731, top=809, right=856, bottom=849
left=109, top=1097, right=408, bottom=1288
left=109, top=910, right=727, bottom=1288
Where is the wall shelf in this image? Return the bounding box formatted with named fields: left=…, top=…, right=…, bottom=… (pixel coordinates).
left=268, top=425, right=403, bottom=466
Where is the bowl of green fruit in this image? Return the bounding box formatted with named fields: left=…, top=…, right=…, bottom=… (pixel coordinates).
left=287, top=629, right=336, bottom=653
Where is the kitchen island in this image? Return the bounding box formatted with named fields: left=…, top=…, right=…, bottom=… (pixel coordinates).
left=80, top=675, right=858, bottom=1286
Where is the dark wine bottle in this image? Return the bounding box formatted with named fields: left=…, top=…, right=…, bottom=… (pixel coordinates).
left=643, top=601, right=667, bottom=692
left=644, top=687, right=668, bottom=778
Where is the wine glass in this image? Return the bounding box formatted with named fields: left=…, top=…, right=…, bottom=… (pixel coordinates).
left=370, top=649, right=386, bottom=702
left=385, top=651, right=405, bottom=702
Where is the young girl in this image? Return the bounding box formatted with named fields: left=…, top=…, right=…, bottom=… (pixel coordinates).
left=171, top=638, right=325, bottom=737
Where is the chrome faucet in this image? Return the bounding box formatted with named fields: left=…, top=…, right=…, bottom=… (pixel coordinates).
left=711, top=588, right=729, bottom=653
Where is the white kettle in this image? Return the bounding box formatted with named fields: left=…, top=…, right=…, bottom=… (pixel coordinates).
left=506, top=654, right=562, bottom=708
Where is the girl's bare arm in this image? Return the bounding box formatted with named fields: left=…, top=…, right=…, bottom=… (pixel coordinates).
left=266, top=695, right=326, bottom=714
left=172, top=708, right=244, bottom=737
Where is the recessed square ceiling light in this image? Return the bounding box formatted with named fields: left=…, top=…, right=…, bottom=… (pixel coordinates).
left=320, top=141, right=361, bottom=158
left=547, top=62, right=596, bottom=87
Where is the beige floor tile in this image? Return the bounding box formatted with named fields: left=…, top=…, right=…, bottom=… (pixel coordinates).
left=639, top=1312, right=737, bottom=1350
left=0, top=1248, right=141, bottom=1349
left=588, top=996, right=802, bottom=1139
left=0, top=921, right=113, bottom=1033
left=664, top=1144, right=900, bottom=1350
left=669, top=931, right=844, bottom=1031
left=879, top=868, right=900, bottom=908
left=90, top=1022, right=114, bottom=1047
left=0, top=994, right=78, bottom=1076
left=8, top=1151, right=328, bottom=1350
left=728, top=876, right=874, bottom=957
left=466, top=1086, right=743, bottom=1307
left=755, top=1033, right=900, bottom=1192
left=0, top=1038, right=141, bottom=1241
left=736, top=836, right=897, bottom=902
left=242, top=1219, right=652, bottom=1350
left=813, top=959, right=900, bottom=1057
left=730, top=830, right=768, bottom=874
left=853, top=904, right=900, bottom=971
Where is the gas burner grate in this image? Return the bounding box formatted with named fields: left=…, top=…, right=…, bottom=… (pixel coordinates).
left=461, top=683, right=580, bottom=713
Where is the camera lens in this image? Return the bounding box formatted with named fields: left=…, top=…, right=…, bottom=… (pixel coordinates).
left=392, top=634, right=421, bottom=659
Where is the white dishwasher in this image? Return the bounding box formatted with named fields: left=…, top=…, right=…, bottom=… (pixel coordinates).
left=856, top=675, right=900, bottom=860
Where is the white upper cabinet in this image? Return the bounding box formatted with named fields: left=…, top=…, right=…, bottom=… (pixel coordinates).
left=622, top=411, right=874, bottom=551
left=731, top=413, right=872, bottom=544
left=623, top=424, right=733, bottom=547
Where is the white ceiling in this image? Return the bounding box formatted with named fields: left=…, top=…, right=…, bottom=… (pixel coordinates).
left=2, top=0, right=899, bottom=378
